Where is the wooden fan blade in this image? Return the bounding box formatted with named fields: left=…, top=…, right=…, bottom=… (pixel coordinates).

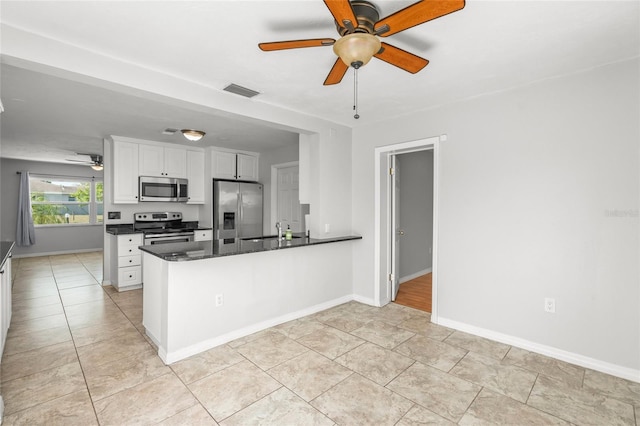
left=374, top=42, right=429, bottom=73
left=375, top=0, right=465, bottom=37
left=259, top=38, right=335, bottom=51
left=323, top=0, right=358, bottom=31
left=324, top=58, right=349, bottom=85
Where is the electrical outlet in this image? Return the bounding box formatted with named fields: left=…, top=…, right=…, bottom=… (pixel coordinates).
left=215, top=294, right=224, bottom=307
left=324, top=223, right=330, bottom=233
left=544, top=298, right=555, bottom=313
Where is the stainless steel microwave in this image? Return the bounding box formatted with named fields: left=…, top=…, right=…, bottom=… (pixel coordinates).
left=139, top=176, right=188, bottom=202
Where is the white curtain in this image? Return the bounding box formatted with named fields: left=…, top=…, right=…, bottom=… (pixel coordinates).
left=16, top=171, right=36, bottom=246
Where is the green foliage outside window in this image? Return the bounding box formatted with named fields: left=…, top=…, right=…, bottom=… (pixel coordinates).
left=29, top=177, right=103, bottom=225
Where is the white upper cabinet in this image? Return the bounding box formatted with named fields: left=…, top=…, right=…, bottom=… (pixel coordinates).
left=237, top=154, right=259, bottom=181
left=112, top=139, right=139, bottom=204
left=139, top=144, right=187, bottom=178
left=211, top=149, right=259, bottom=181
left=110, top=136, right=205, bottom=204
left=211, top=150, right=237, bottom=180
left=186, top=150, right=205, bottom=204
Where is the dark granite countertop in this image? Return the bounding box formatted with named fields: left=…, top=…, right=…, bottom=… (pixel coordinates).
left=106, top=223, right=211, bottom=235
left=1, top=241, right=15, bottom=270
left=105, top=224, right=139, bottom=235
left=139, top=234, right=362, bottom=261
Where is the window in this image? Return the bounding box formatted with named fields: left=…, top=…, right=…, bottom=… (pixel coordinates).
left=29, top=175, right=103, bottom=226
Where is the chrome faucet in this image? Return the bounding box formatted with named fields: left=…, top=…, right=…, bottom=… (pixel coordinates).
left=276, top=221, right=283, bottom=240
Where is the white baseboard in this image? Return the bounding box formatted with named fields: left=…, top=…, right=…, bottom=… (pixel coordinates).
left=437, top=317, right=640, bottom=383
left=400, top=268, right=432, bottom=284
left=161, top=294, right=355, bottom=364
left=12, top=248, right=103, bottom=258
left=352, top=294, right=377, bottom=307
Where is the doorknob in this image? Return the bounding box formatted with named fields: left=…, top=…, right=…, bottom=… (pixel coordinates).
left=398, top=229, right=405, bottom=236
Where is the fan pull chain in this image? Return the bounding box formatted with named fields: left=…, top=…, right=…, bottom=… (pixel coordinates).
left=353, top=67, right=360, bottom=119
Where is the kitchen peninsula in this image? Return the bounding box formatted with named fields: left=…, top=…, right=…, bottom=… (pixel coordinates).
left=140, top=235, right=361, bottom=364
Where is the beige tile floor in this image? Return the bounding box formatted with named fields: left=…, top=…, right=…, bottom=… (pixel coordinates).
left=1, top=252, right=639, bottom=425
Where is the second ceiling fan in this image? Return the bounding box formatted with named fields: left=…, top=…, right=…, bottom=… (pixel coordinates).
left=259, top=0, right=466, bottom=86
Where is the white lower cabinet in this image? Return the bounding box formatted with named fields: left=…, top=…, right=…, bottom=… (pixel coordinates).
left=0, top=253, right=12, bottom=354
left=110, top=233, right=143, bottom=291
left=118, top=266, right=142, bottom=288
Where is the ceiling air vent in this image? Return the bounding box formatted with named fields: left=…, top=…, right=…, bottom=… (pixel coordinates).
left=162, top=128, right=179, bottom=135
left=223, top=84, right=260, bottom=98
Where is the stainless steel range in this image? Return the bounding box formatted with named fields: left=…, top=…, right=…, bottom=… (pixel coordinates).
left=134, top=212, right=195, bottom=245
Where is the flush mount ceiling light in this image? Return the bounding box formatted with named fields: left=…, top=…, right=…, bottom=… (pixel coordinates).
left=181, top=129, right=206, bottom=142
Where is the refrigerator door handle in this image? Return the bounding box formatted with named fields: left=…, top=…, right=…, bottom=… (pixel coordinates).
left=239, top=193, right=243, bottom=223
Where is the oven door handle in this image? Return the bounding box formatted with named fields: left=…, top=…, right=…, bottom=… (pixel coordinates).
left=144, top=234, right=194, bottom=245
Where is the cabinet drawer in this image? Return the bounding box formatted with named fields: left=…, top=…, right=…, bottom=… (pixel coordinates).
left=194, top=230, right=212, bottom=241
left=117, top=234, right=143, bottom=254
left=118, top=266, right=142, bottom=286
left=118, top=254, right=141, bottom=268
left=119, top=245, right=141, bottom=256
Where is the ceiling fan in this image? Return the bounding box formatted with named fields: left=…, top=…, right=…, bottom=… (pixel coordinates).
left=259, top=0, right=466, bottom=86
left=67, top=153, right=104, bottom=171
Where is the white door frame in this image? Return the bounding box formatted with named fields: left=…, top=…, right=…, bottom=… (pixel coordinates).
left=374, top=135, right=442, bottom=321
left=270, top=161, right=300, bottom=234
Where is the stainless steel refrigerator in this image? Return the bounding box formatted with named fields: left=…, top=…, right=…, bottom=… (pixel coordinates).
left=213, top=180, right=263, bottom=239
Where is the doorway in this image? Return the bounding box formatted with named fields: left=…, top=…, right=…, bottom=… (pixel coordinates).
left=271, top=162, right=302, bottom=233
left=374, top=136, right=441, bottom=320
left=393, top=150, right=434, bottom=312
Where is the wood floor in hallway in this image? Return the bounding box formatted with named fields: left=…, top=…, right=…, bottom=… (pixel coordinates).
left=394, top=273, right=432, bottom=313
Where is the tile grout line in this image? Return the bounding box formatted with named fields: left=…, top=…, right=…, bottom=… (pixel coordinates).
left=2, top=257, right=99, bottom=423
left=51, top=256, right=102, bottom=425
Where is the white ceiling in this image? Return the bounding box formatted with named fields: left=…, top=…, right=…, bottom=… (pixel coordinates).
left=1, top=1, right=638, bottom=164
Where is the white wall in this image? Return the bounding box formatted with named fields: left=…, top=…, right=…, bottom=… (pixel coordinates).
left=352, top=58, right=639, bottom=377
left=0, top=158, right=104, bottom=257
left=397, top=150, right=434, bottom=280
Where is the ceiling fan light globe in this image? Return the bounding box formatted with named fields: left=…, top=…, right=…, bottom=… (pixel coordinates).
left=91, top=164, right=104, bottom=171
left=333, top=33, right=380, bottom=68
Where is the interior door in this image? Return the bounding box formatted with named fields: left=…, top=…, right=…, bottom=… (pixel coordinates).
left=391, top=155, right=401, bottom=301
left=277, top=166, right=302, bottom=232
